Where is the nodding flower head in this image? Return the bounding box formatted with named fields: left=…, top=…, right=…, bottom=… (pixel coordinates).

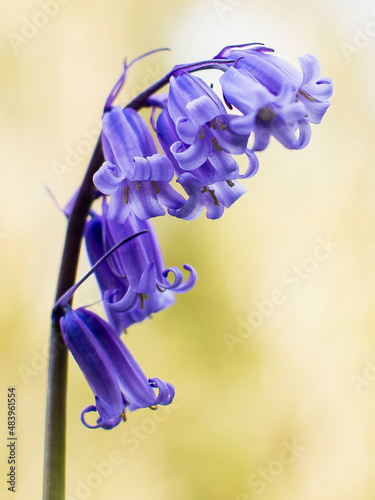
left=60, top=307, right=175, bottom=429
left=85, top=202, right=197, bottom=333
left=166, top=71, right=250, bottom=171
left=156, top=107, right=258, bottom=220
left=216, top=44, right=332, bottom=151
left=93, top=106, right=185, bottom=222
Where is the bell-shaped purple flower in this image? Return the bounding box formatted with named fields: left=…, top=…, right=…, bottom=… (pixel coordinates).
left=93, top=106, right=185, bottom=222
left=60, top=307, right=175, bottom=429
left=85, top=215, right=173, bottom=333
left=216, top=44, right=332, bottom=150
left=155, top=108, right=258, bottom=220
left=220, top=66, right=310, bottom=151
left=216, top=45, right=333, bottom=112
left=85, top=203, right=197, bottom=333
left=171, top=173, right=248, bottom=221
left=167, top=71, right=250, bottom=171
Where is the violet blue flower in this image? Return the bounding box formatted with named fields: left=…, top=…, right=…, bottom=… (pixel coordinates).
left=93, top=106, right=185, bottom=222
left=216, top=44, right=332, bottom=150
left=170, top=172, right=248, bottom=220
left=156, top=108, right=258, bottom=220
left=167, top=71, right=250, bottom=171
left=60, top=307, right=175, bottom=429
left=85, top=202, right=197, bottom=333
left=219, top=46, right=333, bottom=124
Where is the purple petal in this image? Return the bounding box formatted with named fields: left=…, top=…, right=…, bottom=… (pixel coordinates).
left=169, top=192, right=204, bottom=221
left=104, top=287, right=138, bottom=313
left=204, top=194, right=225, bottom=219
left=146, top=154, right=174, bottom=181
left=78, top=308, right=159, bottom=409
left=149, top=378, right=175, bottom=406
left=93, top=162, right=125, bottom=195
left=60, top=310, right=124, bottom=423
left=172, top=263, right=198, bottom=293
left=128, top=182, right=166, bottom=220
left=171, top=138, right=211, bottom=171
left=104, top=183, right=130, bottom=222
left=299, top=54, right=321, bottom=85
left=239, top=150, right=259, bottom=179
left=213, top=180, right=246, bottom=208
left=177, top=172, right=204, bottom=195
left=137, top=261, right=157, bottom=294
left=157, top=182, right=186, bottom=210
left=161, top=266, right=184, bottom=289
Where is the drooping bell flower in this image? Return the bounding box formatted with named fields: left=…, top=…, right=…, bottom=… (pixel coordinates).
left=60, top=307, right=175, bottom=429
left=216, top=43, right=332, bottom=150
left=170, top=172, right=248, bottom=220
left=220, top=66, right=310, bottom=151
left=84, top=202, right=197, bottom=333
left=167, top=71, right=251, bottom=171
left=216, top=46, right=333, bottom=151
left=155, top=107, right=258, bottom=220
left=217, top=45, right=333, bottom=125
left=93, top=106, right=185, bottom=222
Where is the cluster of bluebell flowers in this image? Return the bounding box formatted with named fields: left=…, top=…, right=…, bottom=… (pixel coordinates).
left=55, top=43, right=332, bottom=429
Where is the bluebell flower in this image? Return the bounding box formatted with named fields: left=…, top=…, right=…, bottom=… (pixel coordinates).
left=167, top=71, right=251, bottom=171
left=216, top=44, right=332, bottom=150
left=156, top=108, right=258, bottom=220
left=93, top=106, right=185, bottom=222
left=85, top=202, right=197, bottom=333
left=170, top=172, right=248, bottom=220
left=216, top=44, right=333, bottom=113
left=220, top=66, right=310, bottom=151
left=60, top=307, right=175, bottom=429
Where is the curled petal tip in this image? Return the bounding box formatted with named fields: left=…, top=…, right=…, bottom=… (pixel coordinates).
left=81, top=405, right=122, bottom=430
left=178, top=264, right=198, bottom=293
left=161, top=266, right=184, bottom=289
left=160, top=264, right=197, bottom=293
left=149, top=378, right=175, bottom=405
left=81, top=405, right=103, bottom=429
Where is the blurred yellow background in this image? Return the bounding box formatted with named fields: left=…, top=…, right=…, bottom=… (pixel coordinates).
left=1, top=0, right=375, bottom=499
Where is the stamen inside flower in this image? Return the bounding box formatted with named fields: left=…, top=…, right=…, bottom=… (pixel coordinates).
left=151, top=180, right=160, bottom=195
left=226, top=180, right=235, bottom=187
left=123, top=186, right=130, bottom=204
left=139, top=293, right=149, bottom=309
left=298, top=89, right=315, bottom=102
left=211, top=138, right=223, bottom=152
left=119, top=409, right=127, bottom=422
left=198, top=128, right=205, bottom=139
left=216, top=117, right=227, bottom=131
left=208, top=189, right=220, bottom=206
left=210, top=119, right=218, bottom=130
left=135, top=181, right=141, bottom=191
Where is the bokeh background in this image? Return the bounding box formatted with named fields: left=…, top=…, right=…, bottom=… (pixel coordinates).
left=1, top=0, right=375, bottom=499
